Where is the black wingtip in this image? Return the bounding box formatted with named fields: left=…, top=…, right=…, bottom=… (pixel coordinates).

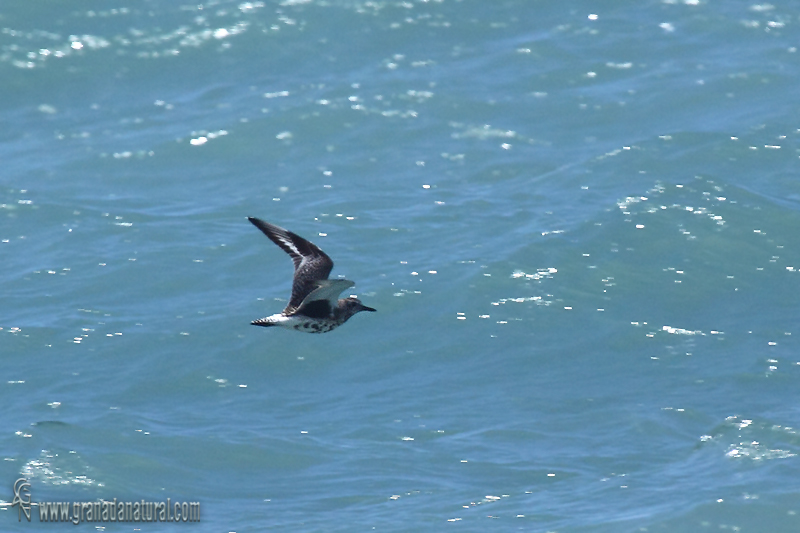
left=247, top=216, right=276, bottom=236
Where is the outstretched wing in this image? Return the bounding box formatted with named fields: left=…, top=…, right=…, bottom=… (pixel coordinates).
left=294, top=279, right=355, bottom=319
left=248, top=217, right=334, bottom=313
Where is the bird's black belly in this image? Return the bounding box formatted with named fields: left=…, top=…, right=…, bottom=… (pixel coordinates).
left=297, top=299, right=332, bottom=319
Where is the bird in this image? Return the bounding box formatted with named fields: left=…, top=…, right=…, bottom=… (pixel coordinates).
left=247, top=217, right=376, bottom=333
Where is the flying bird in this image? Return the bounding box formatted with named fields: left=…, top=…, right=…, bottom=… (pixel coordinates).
left=247, top=217, right=376, bottom=333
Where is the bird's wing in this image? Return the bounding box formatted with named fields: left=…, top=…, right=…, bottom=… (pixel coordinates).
left=248, top=217, right=334, bottom=313
left=296, top=279, right=355, bottom=315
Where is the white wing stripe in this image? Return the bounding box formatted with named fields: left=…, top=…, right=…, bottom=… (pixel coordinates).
left=278, top=234, right=303, bottom=257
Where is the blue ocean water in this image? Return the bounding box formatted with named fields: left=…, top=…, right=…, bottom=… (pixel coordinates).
left=3, top=0, right=800, bottom=530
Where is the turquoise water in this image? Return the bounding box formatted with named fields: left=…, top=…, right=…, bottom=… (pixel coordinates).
left=3, top=0, right=800, bottom=531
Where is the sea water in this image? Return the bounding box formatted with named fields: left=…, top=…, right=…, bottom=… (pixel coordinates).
left=2, top=1, right=800, bottom=531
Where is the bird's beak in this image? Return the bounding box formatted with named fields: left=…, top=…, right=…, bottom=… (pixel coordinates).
left=361, top=305, right=377, bottom=312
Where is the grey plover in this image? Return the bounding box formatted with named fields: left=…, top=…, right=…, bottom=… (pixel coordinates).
left=248, top=217, right=376, bottom=333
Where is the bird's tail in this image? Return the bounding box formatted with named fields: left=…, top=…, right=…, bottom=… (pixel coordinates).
left=251, top=318, right=276, bottom=327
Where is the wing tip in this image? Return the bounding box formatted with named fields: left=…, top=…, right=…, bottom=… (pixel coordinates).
left=248, top=216, right=268, bottom=228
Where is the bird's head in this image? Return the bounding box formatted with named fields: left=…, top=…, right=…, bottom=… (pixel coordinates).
left=340, top=297, right=376, bottom=318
